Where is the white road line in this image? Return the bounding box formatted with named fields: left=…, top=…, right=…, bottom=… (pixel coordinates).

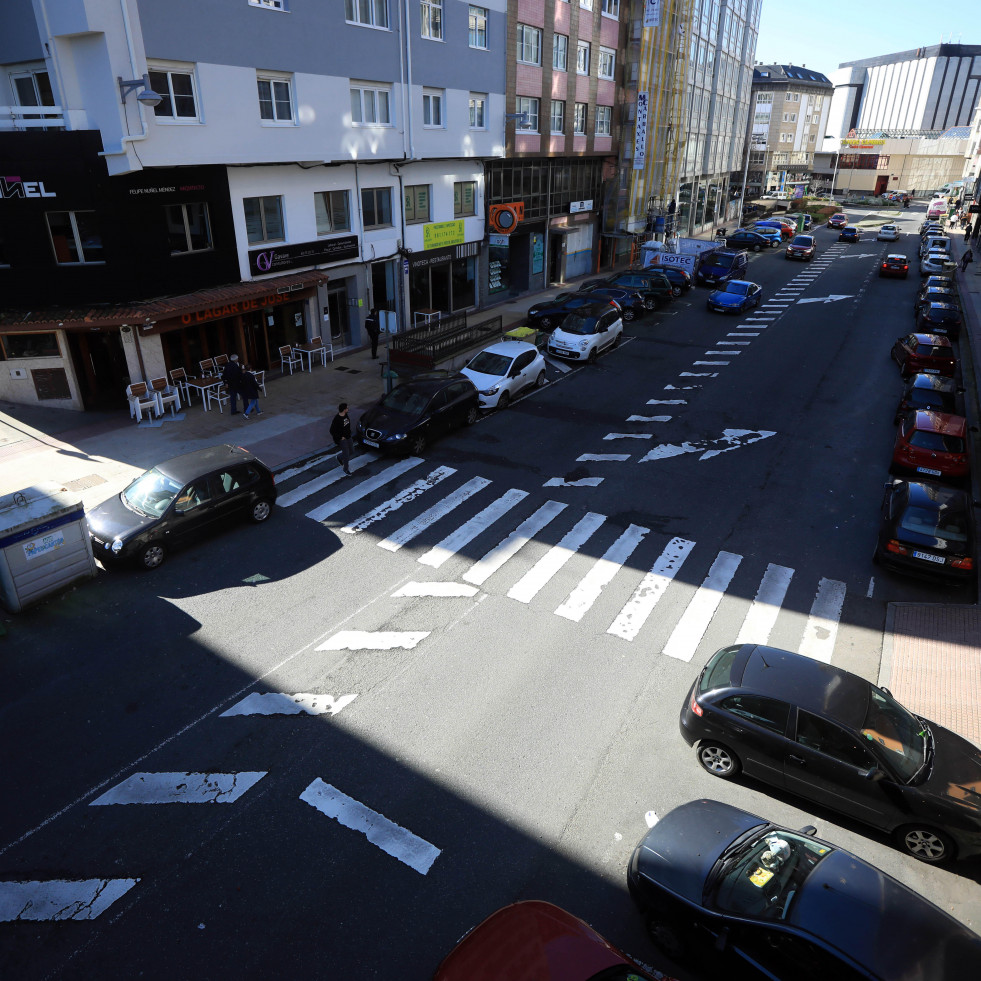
left=578, top=453, right=631, bottom=461
left=866, top=577, right=875, bottom=599
left=647, top=399, right=687, bottom=405
left=664, top=383, right=703, bottom=389
left=90, top=772, right=266, bottom=806
left=220, top=692, right=357, bottom=716
left=299, top=779, right=440, bottom=875
left=627, top=415, right=672, bottom=422
left=693, top=360, right=729, bottom=366
left=732, top=331, right=760, bottom=336
left=341, top=467, right=455, bottom=534
left=275, top=451, right=337, bottom=483
left=663, top=551, right=743, bottom=662
left=391, top=581, right=478, bottom=597
left=376, top=476, right=490, bottom=551
left=705, top=350, right=741, bottom=355
left=507, top=512, right=607, bottom=604
left=278, top=454, right=373, bottom=507
left=316, top=631, right=429, bottom=651
left=679, top=372, right=718, bottom=377
left=604, top=432, right=654, bottom=440
left=798, top=578, right=847, bottom=664
left=418, top=488, right=528, bottom=569
left=555, top=523, right=649, bottom=622
left=305, top=457, right=425, bottom=523
left=0, top=879, right=139, bottom=922
left=734, top=563, right=795, bottom=645
left=607, top=537, right=696, bottom=642
left=716, top=340, right=751, bottom=345
left=544, top=477, right=605, bottom=487
left=464, top=500, right=567, bottom=586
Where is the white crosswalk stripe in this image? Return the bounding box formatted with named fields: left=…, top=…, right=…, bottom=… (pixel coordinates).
left=799, top=577, right=847, bottom=663
left=341, top=467, right=455, bottom=534
left=377, top=476, right=490, bottom=552
left=418, top=488, right=528, bottom=568
left=305, top=457, right=424, bottom=522
left=90, top=772, right=267, bottom=806
left=663, top=551, right=742, bottom=662
left=0, top=878, right=139, bottom=922
left=735, top=563, right=795, bottom=645
left=220, top=692, right=358, bottom=716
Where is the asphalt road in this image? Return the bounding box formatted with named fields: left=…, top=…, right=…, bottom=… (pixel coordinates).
left=2, top=206, right=979, bottom=979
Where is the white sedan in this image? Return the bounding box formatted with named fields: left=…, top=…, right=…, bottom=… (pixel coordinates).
left=877, top=224, right=900, bottom=241
left=919, top=250, right=956, bottom=276
left=461, top=340, right=546, bottom=410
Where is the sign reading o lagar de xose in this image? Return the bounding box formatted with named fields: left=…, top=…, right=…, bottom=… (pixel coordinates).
left=423, top=220, right=465, bottom=250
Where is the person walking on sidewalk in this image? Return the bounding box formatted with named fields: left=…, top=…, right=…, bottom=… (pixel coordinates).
left=240, top=369, right=262, bottom=419
left=961, top=248, right=974, bottom=273
left=364, top=309, right=381, bottom=359
left=221, top=354, right=245, bottom=415
left=330, top=402, right=353, bottom=475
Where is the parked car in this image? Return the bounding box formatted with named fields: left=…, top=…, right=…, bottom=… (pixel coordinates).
left=891, top=332, right=956, bottom=377
left=696, top=248, right=749, bottom=286
left=785, top=211, right=813, bottom=229
left=838, top=225, right=860, bottom=242
left=577, top=284, right=647, bottom=321
left=877, top=223, right=900, bottom=241
left=920, top=218, right=944, bottom=235
left=875, top=478, right=975, bottom=583
left=86, top=445, right=277, bottom=570
left=914, top=285, right=959, bottom=311
left=356, top=372, right=479, bottom=456
left=920, top=251, right=957, bottom=276
left=656, top=266, right=693, bottom=295
left=827, top=213, right=848, bottom=229
left=894, top=373, right=960, bottom=423
left=460, top=340, right=546, bottom=411
left=595, top=270, right=674, bottom=307
left=878, top=254, right=908, bottom=278
left=725, top=228, right=774, bottom=251
left=891, top=409, right=969, bottom=483
left=706, top=279, right=762, bottom=313
left=753, top=219, right=793, bottom=240
left=434, top=900, right=680, bottom=981
left=919, top=234, right=951, bottom=258
left=547, top=301, right=623, bottom=362
left=628, top=799, right=981, bottom=978
left=785, top=235, right=815, bottom=260
left=526, top=292, right=613, bottom=332
left=680, top=643, right=981, bottom=861
left=918, top=274, right=957, bottom=299
left=915, top=301, right=962, bottom=339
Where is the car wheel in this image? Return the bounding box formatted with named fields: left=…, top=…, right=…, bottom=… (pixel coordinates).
left=622, top=307, right=636, bottom=322
left=753, top=243, right=761, bottom=252
left=539, top=316, right=553, bottom=330
left=896, top=825, right=955, bottom=864
left=671, top=285, right=682, bottom=297
left=139, top=542, right=166, bottom=571
left=409, top=433, right=427, bottom=456
left=643, top=296, right=657, bottom=311
left=249, top=498, right=273, bottom=523
left=613, top=331, right=621, bottom=348
left=535, top=369, right=546, bottom=388
left=645, top=915, right=686, bottom=961
left=587, top=347, right=598, bottom=364
left=697, top=741, right=741, bottom=779
left=464, top=405, right=479, bottom=426
left=496, top=390, right=510, bottom=410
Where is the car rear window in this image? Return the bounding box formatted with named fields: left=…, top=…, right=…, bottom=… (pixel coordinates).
left=699, top=646, right=740, bottom=693
left=909, top=430, right=964, bottom=453
left=899, top=504, right=968, bottom=543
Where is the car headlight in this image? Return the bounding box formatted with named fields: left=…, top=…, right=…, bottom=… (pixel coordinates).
left=111, top=539, right=124, bottom=554
left=390, top=433, right=406, bottom=440
left=480, top=385, right=500, bottom=396
left=577, top=339, right=590, bottom=351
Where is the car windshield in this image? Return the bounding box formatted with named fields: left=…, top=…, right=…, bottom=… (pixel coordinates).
left=561, top=313, right=599, bottom=335
left=381, top=386, right=430, bottom=415
left=910, top=391, right=947, bottom=410
left=715, top=254, right=738, bottom=269
left=699, top=646, right=740, bottom=693
left=898, top=503, right=968, bottom=544
left=122, top=468, right=183, bottom=517
left=466, top=352, right=512, bottom=376
left=860, top=686, right=928, bottom=783
left=712, top=829, right=833, bottom=921
left=726, top=282, right=750, bottom=296
left=791, top=237, right=812, bottom=246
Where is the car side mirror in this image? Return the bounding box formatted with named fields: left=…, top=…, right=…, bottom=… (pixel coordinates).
left=797, top=825, right=818, bottom=836
left=864, top=765, right=885, bottom=782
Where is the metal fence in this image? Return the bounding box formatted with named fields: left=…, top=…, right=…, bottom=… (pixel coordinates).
left=389, top=313, right=503, bottom=369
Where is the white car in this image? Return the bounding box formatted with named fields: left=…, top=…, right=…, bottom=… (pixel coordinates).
left=920, top=250, right=956, bottom=276
left=460, top=340, right=546, bottom=410
left=546, top=302, right=623, bottom=363
left=877, top=224, right=900, bottom=241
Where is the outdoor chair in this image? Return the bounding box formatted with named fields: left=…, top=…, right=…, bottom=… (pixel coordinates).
left=148, top=376, right=181, bottom=416
left=213, top=353, right=230, bottom=371
left=279, top=345, right=301, bottom=375
left=126, top=382, right=160, bottom=423
left=199, top=357, right=216, bottom=377
left=169, top=367, right=190, bottom=402
left=310, top=335, right=333, bottom=364
left=252, top=369, right=266, bottom=396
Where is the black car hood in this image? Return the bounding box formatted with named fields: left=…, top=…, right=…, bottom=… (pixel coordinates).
left=86, top=494, right=158, bottom=541
left=360, top=404, right=421, bottom=436
left=920, top=721, right=981, bottom=809
left=632, top=799, right=762, bottom=904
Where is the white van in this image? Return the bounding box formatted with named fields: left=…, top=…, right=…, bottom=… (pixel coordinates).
left=927, top=199, right=948, bottom=219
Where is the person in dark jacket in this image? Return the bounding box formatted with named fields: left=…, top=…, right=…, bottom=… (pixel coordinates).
left=330, top=402, right=352, bottom=475
left=221, top=354, right=245, bottom=415
left=240, top=369, right=262, bottom=418
left=962, top=248, right=974, bottom=273
left=364, top=309, right=381, bottom=359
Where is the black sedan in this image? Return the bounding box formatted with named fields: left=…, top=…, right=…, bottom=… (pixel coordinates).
left=680, top=644, right=981, bottom=862
left=86, top=445, right=277, bottom=570
left=913, top=285, right=959, bottom=312
left=577, top=284, right=647, bottom=320
left=875, top=478, right=975, bottom=583
left=915, top=301, right=962, bottom=339
left=629, top=799, right=981, bottom=980
left=356, top=372, right=479, bottom=456
left=602, top=270, right=674, bottom=305
left=893, top=373, right=960, bottom=423
left=526, top=293, right=608, bottom=331
left=724, top=228, right=772, bottom=252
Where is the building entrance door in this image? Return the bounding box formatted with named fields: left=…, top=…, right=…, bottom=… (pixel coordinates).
left=67, top=330, right=129, bottom=410
left=326, top=286, right=349, bottom=344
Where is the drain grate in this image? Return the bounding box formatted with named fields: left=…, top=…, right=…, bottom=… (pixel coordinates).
left=63, top=474, right=108, bottom=491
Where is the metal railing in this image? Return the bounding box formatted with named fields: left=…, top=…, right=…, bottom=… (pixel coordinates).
left=0, top=105, right=69, bottom=131
left=389, top=313, right=503, bottom=369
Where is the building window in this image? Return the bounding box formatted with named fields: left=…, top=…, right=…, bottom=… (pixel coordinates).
left=550, top=100, right=566, bottom=133
left=789, top=113, right=796, bottom=122
left=148, top=70, right=197, bottom=119
left=580, top=0, right=593, bottom=8
left=574, top=102, right=587, bottom=134
left=423, top=89, right=444, bottom=127
left=314, top=190, right=352, bottom=235
left=249, top=0, right=287, bottom=9
left=421, top=0, right=443, bottom=40
left=599, top=46, right=615, bottom=79
left=517, top=24, right=542, bottom=65
left=244, top=196, right=285, bottom=244
left=576, top=40, right=590, bottom=75
left=595, top=105, right=612, bottom=136
left=1, top=332, right=61, bottom=359
left=345, top=0, right=389, bottom=28
left=469, top=5, right=488, bottom=48
left=454, top=181, right=476, bottom=217
left=601, top=0, right=619, bottom=14
left=257, top=76, right=293, bottom=122
left=362, top=187, right=393, bottom=227
left=46, top=211, right=103, bottom=264
left=756, top=92, right=772, bottom=104
left=351, top=83, right=393, bottom=125
left=469, top=93, right=486, bottom=129
left=165, top=203, right=212, bottom=254
left=516, top=96, right=539, bottom=132
left=553, top=34, right=568, bottom=71
left=404, top=184, right=430, bottom=224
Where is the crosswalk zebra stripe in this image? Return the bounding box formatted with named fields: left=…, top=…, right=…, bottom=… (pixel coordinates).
left=578, top=453, right=631, bottom=462
left=305, top=457, right=425, bottom=522
left=418, top=488, right=529, bottom=569
left=316, top=631, right=430, bottom=651
left=544, top=477, right=604, bottom=487
left=627, top=415, right=672, bottom=422
left=607, top=537, right=696, bottom=641
left=693, top=360, right=729, bottom=366
left=662, top=551, right=743, bottom=662
left=798, top=578, right=847, bottom=663
left=646, top=399, right=687, bottom=405
left=604, top=432, right=654, bottom=440
left=377, top=476, right=491, bottom=552
left=555, top=523, right=649, bottom=622
left=680, top=371, right=719, bottom=377
left=706, top=350, right=741, bottom=355
left=220, top=692, right=358, bottom=716
left=277, top=454, right=372, bottom=508
left=734, top=563, right=795, bottom=645
left=392, top=581, right=478, bottom=597
left=463, top=500, right=567, bottom=587
left=341, top=467, right=456, bottom=534
left=0, top=878, right=140, bottom=922
left=507, top=512, right=607, bottom=604
left=90, top=772, right=267, bottom=806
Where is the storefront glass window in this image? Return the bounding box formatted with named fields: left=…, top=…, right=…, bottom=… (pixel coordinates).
left=488, top=237, right=509, bottom=294
left=452, top=256, right=476, bottom=309
left=2, top=332, right=60, bottom=359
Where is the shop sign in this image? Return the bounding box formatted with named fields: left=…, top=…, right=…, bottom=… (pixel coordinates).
left=128, top=182, right=207, bottom=196
left=0, top=177, right=55, bottom=199
left=178, top=290, right=303, bottom=327
left=634, top=92, right=649, bottom=171
left=248, top=236, right=358, bottom=276
left=841, top=139, right=885, bottom=148
left=23, top=529, right=65, bottom=561
left=488, top=234, right=510, bottom=247
left=643, top=0, right=662, bottom=28
left=569, top=200, right=593, bottom=214
left=423, top=220, right=465, bottom=250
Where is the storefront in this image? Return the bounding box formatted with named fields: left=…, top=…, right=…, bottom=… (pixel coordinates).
left=407, top=236, right=480, bottom=324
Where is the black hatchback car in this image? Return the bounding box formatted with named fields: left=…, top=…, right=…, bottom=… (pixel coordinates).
left=526, top=292, right=611, bottom=331
left=86, top=445, right=277, bottom=570
left=629, top=799, right=981, bottom=981
left=589, top=270, right=674, bottom=306
left=893, top=373, right=960, bottom=422
left=680, top=644, right=981, bottom=862
left=577, top=283, right=647, bottom=320
left=356, top=372, right=479, bottom=456
left=915, top=301, right=962, bottom=339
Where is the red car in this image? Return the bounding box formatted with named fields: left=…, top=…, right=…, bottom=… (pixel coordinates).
left=827, top=212, right=848, bottom=229
left=785, top=234, right=815, bottom=260
left=434, top=900, right=680, bottom=981
left=892, top=410, right=969, bottom=482
left=891, top=332, right=956, bottom=377
left=879, top=254, right=909, bottom=278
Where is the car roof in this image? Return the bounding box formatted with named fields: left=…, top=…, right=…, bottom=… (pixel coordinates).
left=885, top=254, right=907, bottom=261
left=909, top=373, right=956, bottom=392
left=903, top=479, right=969, bottom=512
left=724, top=279, right=756, bottom=289
left=911, top=410, right=966, bottom=435
left=911, top=332, right=953, bottom=347
left=394, top=371, right=472, bottom=394
left=156, top=444, right=259, bottom=482
left=926, top=302, right=959, bottom=312
left=565, top=299, right=617, bottom=316
left=475, top=340, right=537, bottom=358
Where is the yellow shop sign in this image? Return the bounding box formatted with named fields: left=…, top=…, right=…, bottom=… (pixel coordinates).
left=423, top=220, right=465, bottom=250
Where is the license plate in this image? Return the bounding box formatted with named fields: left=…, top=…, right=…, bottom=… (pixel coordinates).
left=916, top=466, right=942, bottom=476
left=924, top=369, right=939, bottom=374
left=363, top=438, right=379, bottom=448
left=912, top=551, right=945, bottom=564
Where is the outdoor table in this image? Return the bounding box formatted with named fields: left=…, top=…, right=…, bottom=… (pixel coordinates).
left=293, top=342, right=327, bottom=371
left=183, top=376, right=221, bottom=409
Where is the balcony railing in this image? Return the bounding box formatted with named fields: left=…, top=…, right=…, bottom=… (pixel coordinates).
left=0, top=105, right=85, bottom=131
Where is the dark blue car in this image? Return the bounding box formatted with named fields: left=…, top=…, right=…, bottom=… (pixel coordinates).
left=526, top=292, right=609, bottom=331
left=724, top=229, right=774, bottom=252
left=839, top=226, right=860, bottom=242
left=706, top=279, right=762, bottom=313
